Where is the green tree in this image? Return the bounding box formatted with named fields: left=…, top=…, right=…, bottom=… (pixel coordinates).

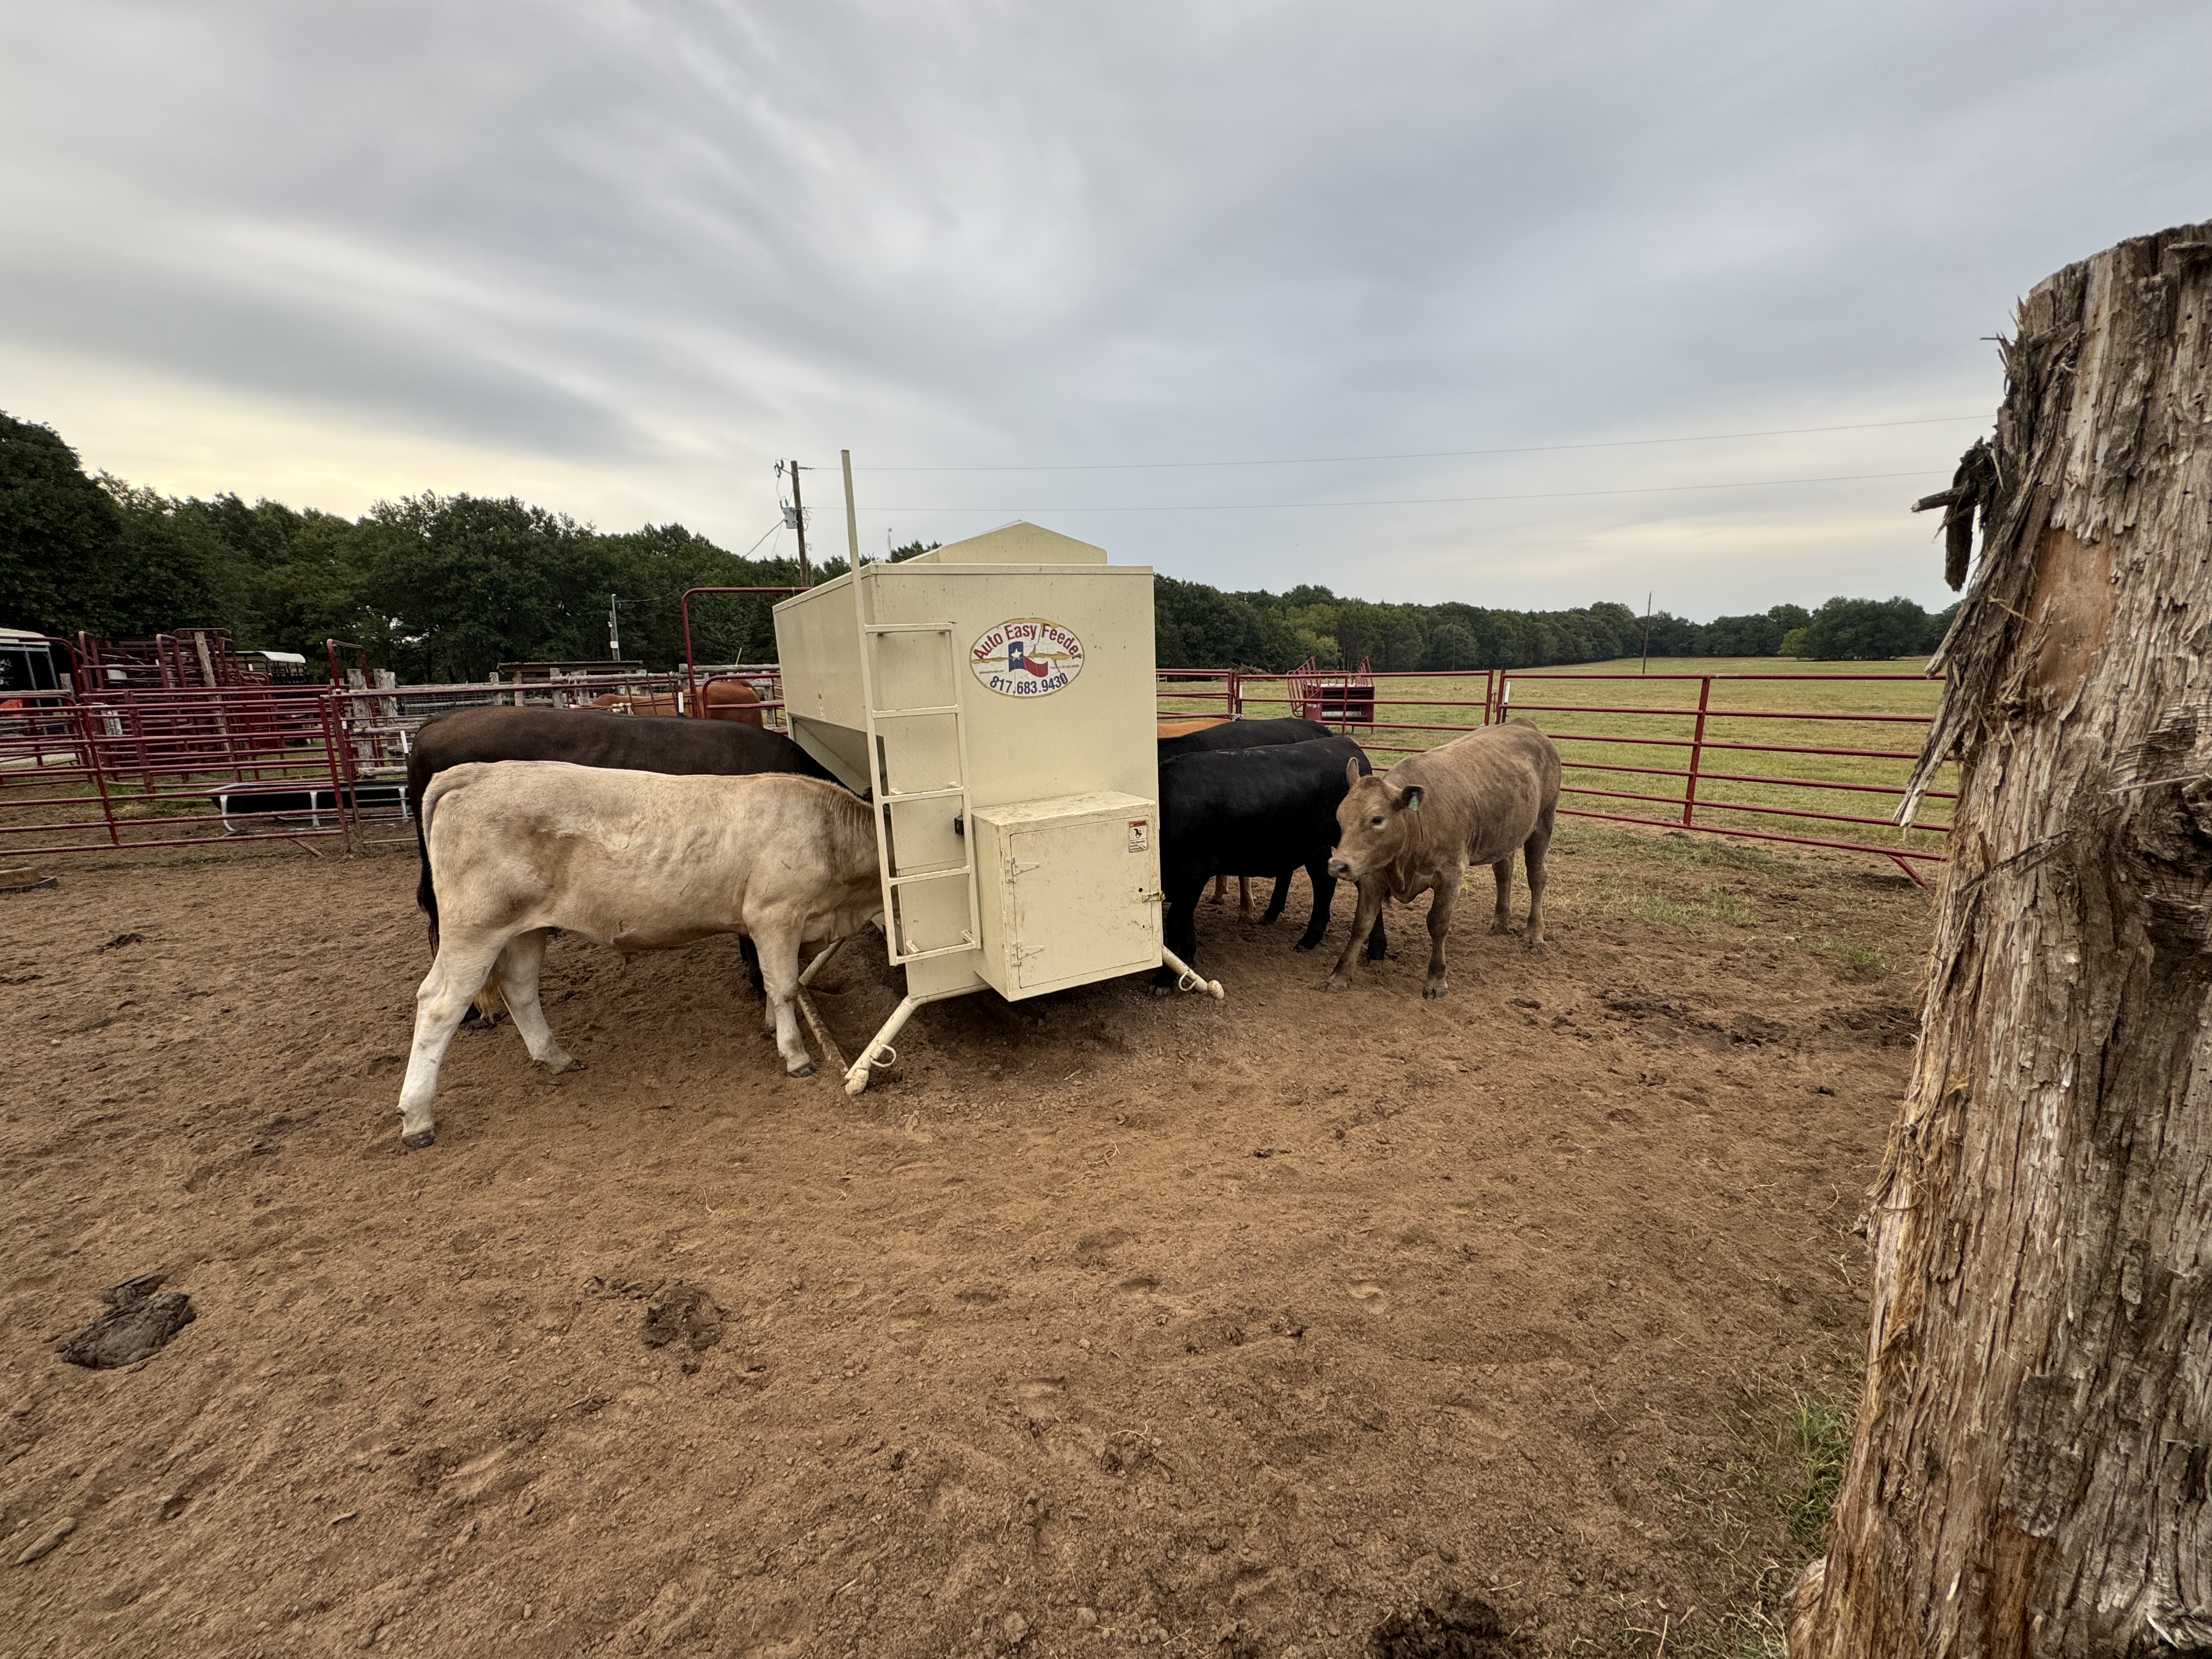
left=0, top=413, right=218, bottom=637
left=1, top=412, right=120, bottom=634
left=1788, top=595, right=1945, bottom=661
left=363, top=494, right=615, bottom=682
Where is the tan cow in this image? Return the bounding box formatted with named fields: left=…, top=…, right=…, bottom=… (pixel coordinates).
left=589, top=679, right=765, bottom=724
left=1322, top=721, right=1561, bottom=998
left=396, top=761, right=882, bottom=1147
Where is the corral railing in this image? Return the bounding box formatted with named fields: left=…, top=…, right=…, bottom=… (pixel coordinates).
left=327, top=670, right=789, bottom=845
left=0, top=669, right=796, bottom=862
left=1155, top=668, right=1243, bottom=720
left=1162, top=667, right=1951, bottom=882
left=0, top=685, right=357, bottom=857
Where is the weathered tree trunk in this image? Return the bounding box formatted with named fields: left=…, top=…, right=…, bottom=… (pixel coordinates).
left=1792, top=222, right=2212, bottom=1657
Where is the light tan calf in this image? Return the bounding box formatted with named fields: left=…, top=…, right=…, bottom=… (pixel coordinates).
left=397, top=761, right=882, bottom=1147
left=1323, top=720, right=1561, bottom=998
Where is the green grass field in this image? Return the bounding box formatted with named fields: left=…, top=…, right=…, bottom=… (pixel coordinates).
left=1160, top=656, right=1956, bottom=865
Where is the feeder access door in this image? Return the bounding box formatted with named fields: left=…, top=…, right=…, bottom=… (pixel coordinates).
left=971, top=791, right=1160, bottom=998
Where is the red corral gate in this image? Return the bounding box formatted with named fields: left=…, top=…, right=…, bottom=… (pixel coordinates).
left=1158, top=667, right=1951, bottom=883
left=0, top=684, right=359, bottom=857
left=0, top=652, right=792, bottom=862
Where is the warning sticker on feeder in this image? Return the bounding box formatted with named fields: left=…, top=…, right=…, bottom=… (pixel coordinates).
left=1126, top=819, right=1149, bottom=854
left=970, top=618, right=1084, bottom=698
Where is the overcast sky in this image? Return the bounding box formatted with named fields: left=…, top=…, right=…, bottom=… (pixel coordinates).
left=3, top=3, right=2206, bottom=618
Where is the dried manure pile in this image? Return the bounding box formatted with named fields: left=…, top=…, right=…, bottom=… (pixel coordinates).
left=2, top=826, right=1929, bottom=1657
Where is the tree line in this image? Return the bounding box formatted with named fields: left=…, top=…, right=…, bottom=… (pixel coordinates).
left=3, top=410, right=1956, bottom=680
left=1155, top=578, right=1959, bottom=670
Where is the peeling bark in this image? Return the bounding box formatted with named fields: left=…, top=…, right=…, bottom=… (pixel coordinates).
left=1796, top=222, right=2212, bottom=1657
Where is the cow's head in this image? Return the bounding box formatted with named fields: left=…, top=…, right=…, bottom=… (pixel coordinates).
left=1327, top=757, right=1422, bottom=882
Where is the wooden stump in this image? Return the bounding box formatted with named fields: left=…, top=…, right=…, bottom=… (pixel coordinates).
left=1792, top=222, right=2212, bottom=1654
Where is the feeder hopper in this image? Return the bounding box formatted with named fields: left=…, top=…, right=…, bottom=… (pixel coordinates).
left=772, top=522, right=1222, bottom=1093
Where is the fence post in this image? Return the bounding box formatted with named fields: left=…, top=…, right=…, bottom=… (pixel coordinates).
left=1682, top=676, right=1712, bottom=826
left=76, top=702, right=122, bottom=848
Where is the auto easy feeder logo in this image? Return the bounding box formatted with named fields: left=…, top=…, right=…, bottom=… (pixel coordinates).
left=970, top=617, right=1084, bottom=698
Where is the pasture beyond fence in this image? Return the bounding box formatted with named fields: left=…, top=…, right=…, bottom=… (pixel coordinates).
left=1157, top=661, right=1953, bottom=881
left=1, top=659, right=1946, bottom=879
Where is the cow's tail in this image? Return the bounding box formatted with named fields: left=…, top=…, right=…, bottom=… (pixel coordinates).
left=418, top=769, right=508, bottom=1024
left=414, top=807, right=439, bottom=953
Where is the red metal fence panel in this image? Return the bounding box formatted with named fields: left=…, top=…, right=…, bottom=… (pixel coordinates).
left=1, top=685, right=355, bottom=857
left=1163, top=666, right=1950, bottom=883
left=0, top=662, right=1949, bottom=877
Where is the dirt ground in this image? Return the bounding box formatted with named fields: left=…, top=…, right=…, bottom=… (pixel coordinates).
left=1, top=825, right=1933, bottom=1658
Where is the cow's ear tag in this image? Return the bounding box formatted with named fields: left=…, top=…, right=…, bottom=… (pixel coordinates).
left=1401, top=786, right=1423, bottom=812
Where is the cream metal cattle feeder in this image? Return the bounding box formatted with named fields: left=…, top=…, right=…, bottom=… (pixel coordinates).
left=772, top=521, right=1223, bottom=1095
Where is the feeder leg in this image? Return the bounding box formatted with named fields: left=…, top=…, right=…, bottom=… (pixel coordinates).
left=799, top=936, right=845, bottom=988
left=845, top=994, right=923, bottom=1097
left=1159, top=947, right=1226, bottom=1001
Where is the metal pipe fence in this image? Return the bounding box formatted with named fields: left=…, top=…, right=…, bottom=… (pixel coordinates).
left=1, top=662, right=1947, bottom=878
left=1163, top=666, right=1951, bottom=883
left=1155, top=669, right=1242, bottom=720
left=0, top=669, right=799, bottom=862
left=0, top=685, right=356, bottom=857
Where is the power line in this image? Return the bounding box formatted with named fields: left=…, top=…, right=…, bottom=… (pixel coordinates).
left=859, top=415, right=1988, bottom=473
left=864, top=468, right=1949, bottom=513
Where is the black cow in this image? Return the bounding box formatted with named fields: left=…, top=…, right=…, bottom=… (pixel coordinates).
left=405, top=706, right=843, bottom=1017
left=1155, top=715, right=1332, bottom=763
left=1157, top=717, right=1333, bottom=922
left=1155, top=735, right=1388, bottom=990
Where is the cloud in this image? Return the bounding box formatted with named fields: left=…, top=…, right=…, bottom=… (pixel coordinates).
left=2, top=0, right=2207, bottom=614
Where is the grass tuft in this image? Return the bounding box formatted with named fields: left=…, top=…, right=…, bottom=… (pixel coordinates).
left=1631, top=887, right=1759, bottom=928
left=1643, top=830, right=1793, bottom=873
left=1776, top=1393, right=1854, bottom=1554
left=1809, top=938, right=1889, bottom=979
left=1621, top=1379, right=1860, bottom=1658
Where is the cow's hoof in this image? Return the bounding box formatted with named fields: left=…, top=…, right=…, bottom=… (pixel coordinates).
left=1422, top=983, right=1449, bottom=1000
left=1293, top=939, right=1318, bottom=953
left=1489, top=922, right=1513, bottom=936
left=400, top=1128, right=436, bottom=1149
left=544, top=1056, right=584, bottom=1074
left=1323, top=977, right=1350, bottom=994
left=788, top=1062, right=817, bottom=1079
left=1524, top=937, right=1547, bottom=953
left=1152, top=983, right=1176, bottom=999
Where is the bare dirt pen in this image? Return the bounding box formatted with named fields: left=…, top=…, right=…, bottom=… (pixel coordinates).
left=1170, top=657, right=1957, bottom=863
left=3, top=826, right=1930, bottom=1657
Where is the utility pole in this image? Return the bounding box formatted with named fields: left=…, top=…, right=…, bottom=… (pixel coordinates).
left=782, top=460, right=811, bottom=588
left=607, top=592, right=622, bottom=661
left=1640, top=590, right=1654, bottom=675
left=842, top=450, right=860, bottom=570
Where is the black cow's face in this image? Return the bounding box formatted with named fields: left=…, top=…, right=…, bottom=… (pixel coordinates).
left=1326, top=758, right=1421, bottom=881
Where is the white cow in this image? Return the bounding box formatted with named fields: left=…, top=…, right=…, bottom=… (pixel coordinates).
left=397, top=760, right=883, bottom=1147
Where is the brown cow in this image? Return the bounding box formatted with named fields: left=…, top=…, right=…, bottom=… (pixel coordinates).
left=590, top=678, right=764, bottom=724
left=1322, top=721, right=1561, bottom=998
left=397, top=761, right=882, bottom=1147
